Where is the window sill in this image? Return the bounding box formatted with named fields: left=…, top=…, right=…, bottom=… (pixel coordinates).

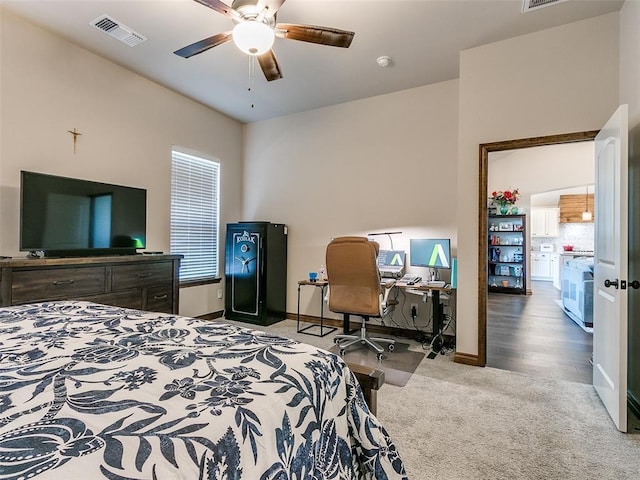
left=179, top=277, right=221, bottom=288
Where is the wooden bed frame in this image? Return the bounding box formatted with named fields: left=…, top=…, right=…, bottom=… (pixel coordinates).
left=348, top=363, right=385, bottom=415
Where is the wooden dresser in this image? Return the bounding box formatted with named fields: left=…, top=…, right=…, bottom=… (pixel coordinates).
left=0, top=254, right=182, bottom=314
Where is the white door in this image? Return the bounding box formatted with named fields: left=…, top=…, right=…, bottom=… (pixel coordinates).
left=593, top=104, right=629, bottom=432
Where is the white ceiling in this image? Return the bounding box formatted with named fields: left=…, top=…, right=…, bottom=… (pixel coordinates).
left=1, top=0, right=624, bottom=124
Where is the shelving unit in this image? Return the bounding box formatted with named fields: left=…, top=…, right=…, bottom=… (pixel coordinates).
left=488, top=214, right=526, bottom=295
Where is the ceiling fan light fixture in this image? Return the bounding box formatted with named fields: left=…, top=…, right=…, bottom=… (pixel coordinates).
left=232, top=20, right=274, bottom=56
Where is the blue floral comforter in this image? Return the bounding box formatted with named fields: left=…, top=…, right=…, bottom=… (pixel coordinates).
left=0, top=301, right=406, bottom=479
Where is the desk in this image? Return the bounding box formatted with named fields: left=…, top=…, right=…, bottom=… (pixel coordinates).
left=396, top=282, right=454, bottom=351
left=296, top=280, right=337, bottom=337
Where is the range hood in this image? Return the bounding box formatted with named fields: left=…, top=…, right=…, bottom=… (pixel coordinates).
left=559, top=194, right=594, bottom=223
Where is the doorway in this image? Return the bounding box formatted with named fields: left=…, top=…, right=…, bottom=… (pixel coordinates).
left=477, top=130, right=599, bottom=370
left=485, top=145, right=596, bottom=382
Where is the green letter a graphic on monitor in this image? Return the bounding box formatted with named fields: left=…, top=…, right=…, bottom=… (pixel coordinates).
left=390, top=252, right=404, bottom=266
left=429, top=243, right=450, bottom=268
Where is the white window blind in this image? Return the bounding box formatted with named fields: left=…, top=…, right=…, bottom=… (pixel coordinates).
left=171, top=151, right=220, bottom=282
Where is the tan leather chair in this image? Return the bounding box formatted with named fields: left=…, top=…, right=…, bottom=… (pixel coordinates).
left=325, top=236, right=396, bottom=359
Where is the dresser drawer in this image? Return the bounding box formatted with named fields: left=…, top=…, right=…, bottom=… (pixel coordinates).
left=80, top=290, right=144, bottom=311
left=12, top=266, right=107, bottom=304
left=112, top=262, right=173, bottom=290
left=145, top=285, right=173, bottom=313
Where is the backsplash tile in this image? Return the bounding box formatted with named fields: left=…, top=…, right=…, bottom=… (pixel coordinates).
left=531, top=223, right=594, bottom=252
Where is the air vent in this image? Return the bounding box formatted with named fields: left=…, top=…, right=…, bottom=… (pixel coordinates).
left=90, top=15, right=147, bottom=47
left=522, top=0, right=568, bottom=13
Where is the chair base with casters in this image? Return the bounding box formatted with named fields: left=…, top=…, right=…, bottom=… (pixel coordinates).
left=334, top=314, right=395, bottom=360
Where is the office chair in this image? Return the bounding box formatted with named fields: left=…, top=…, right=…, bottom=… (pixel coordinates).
left=325, top=236, right=396, bottom=359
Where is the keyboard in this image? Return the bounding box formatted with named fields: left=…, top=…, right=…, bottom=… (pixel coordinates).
left=424, top=280, right=446, bottom=287
left=399, top=274, right=422, bottom=285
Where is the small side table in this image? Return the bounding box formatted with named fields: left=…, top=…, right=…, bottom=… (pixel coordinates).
left=296, top=280, right=337, bottom=337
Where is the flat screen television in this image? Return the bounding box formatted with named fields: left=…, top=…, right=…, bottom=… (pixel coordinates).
left=20, top=171, right=146, bottom=257
left=409, top=238, right=451, bottom=269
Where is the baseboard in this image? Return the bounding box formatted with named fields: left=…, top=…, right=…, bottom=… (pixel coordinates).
left=454, top=352, right=482, bottom=366
left=196, top=310, right=224, bottom=320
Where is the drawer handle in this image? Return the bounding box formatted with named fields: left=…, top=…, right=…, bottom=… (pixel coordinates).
left=153, top=294, right=168, bottom=300
left=137, top=273, right=152, bottom=278
left=53, top=280, right=74, bottom=286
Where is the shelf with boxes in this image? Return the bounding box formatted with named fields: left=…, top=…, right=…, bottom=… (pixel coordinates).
left=488, top=214, right=526, bottom=294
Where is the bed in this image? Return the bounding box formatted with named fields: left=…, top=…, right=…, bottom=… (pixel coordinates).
left=0, top=301, right=406, bottom=479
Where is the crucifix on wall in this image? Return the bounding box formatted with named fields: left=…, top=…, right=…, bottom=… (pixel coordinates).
left=67, top=128, right=82, bottom=154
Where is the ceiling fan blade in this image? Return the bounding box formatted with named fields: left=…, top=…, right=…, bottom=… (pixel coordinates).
left=275, top=23, right=355, bottom=48
left=193, top=0, right=237, bottom=19
left=257, top=49, right=283, bottom=82
left=174, top=32, right=232, bottom=58
left=255, top=0, right=286, bottom=18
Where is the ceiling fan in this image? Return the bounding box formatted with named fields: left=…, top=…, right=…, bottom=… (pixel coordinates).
left=174, top=0, right=355, bottom=81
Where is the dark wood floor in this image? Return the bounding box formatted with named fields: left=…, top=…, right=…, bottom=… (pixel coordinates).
left=487, top=280, right=593, bottom=384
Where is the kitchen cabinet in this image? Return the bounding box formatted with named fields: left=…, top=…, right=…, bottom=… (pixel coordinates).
left=531, top=252, right=552, bottom=280
left=488, top=214, right=526, bottom=295
left=530, top=207, right=559, bottom=237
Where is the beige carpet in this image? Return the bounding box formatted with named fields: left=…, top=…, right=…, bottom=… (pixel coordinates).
left=329, top=341, right=425, bottom=387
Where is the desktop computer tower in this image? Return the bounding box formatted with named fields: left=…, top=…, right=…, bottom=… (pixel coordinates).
left=224, top=222, right=287, bottom=326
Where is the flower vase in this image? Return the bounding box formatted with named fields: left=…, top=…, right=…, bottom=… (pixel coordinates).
left=499, top=204, right=509, bottom=215
left=511, top=206, right=518, bottom=215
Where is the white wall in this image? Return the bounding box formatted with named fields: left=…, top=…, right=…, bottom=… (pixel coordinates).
left=0, top=9, right=244, bottom=318
left=488, top=142, right=595, bottom=206
left=243, top=80, right=459, bottom=322
left=620, top=0, right=640, bottom=127
left=456, top=13, right=620, bottom=357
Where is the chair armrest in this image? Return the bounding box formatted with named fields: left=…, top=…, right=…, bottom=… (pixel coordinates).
left=381, top=279, right=396, bottom=289
left=381, top=279, right=396, bottom=307
left=348, top=362, right=385, bottom=415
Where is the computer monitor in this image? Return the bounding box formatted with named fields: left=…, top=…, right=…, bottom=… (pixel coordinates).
left=377, top=250, right=405, bottom=268
left=377, top=249, right=406, bottom=278
left=410, top=238, right=451, bottom=269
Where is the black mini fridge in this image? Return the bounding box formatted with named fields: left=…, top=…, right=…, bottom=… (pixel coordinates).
left=224, top=222, right=287, bottom=325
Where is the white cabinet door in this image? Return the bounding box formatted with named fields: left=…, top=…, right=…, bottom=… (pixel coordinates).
left=544, top=208, right=560, bottom=237
left=531, top=208, right=559, bottom=237
left=531, top=253, right=551, bottom=279
left=530, top=208, right=546, bottom=237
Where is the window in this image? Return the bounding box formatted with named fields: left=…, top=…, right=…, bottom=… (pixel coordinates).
left=171, top=150, right=220, bottom=283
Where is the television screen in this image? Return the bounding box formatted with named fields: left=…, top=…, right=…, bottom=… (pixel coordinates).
left=20, top=171, right=146, bottom=256
left=409, top=238, right=451, bottom=269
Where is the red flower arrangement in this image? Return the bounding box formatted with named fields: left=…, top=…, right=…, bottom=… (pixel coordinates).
left=491, top=189, right=520, bottom=206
